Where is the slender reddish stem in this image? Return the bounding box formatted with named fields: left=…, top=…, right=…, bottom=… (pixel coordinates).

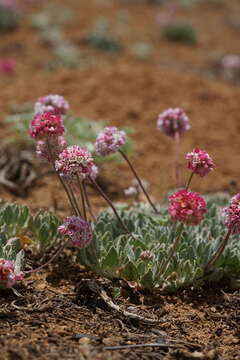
left=89, top=176, right=135, bottom=240
left=68, top=184, right=82, bottom=217
left=185, top=172, right=194, bottom=191
left=205, top=228, right=232, bottom=270
left=118, top=149, right=159, bottom=214
left=25, top=240, right=68, bottom=274
left=174, top=131, right=180, bottom=188
left=77, top=175, right=87, bottom=221
left=82, top=182, right=97, bottom=221
left=46, top=138, right=79, bottom=216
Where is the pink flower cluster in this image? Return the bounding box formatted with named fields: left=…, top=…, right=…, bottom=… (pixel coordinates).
left=95, top=127, right=126, bottom=156
left=0, top=259, right=24, bottom=288
left=0, top=58, right=15, bottom=75
left=36, top=136, right=67, bottom=162
left=140, top=250, right=154, bottom=261
left=34, top=94, right=69, bottom=116
left=55, top=145, right=94, bottom=181
left=168, top=189, right=207, bottom=225
left=29, top=112, right=65, bottom=139
left=222, top=193, right=240, bottom=234
left=58, top=216, right=93, bottom=248
left=157, top=108, right=190, bottom=137
left=221, top=54, right=240, bottom=70
left=186, top=148, right=215, bottom=177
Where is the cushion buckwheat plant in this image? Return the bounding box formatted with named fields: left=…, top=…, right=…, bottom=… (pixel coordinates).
left=78, top=195, right=240, bottom=291
left=2, top=94, right=238, bottom=295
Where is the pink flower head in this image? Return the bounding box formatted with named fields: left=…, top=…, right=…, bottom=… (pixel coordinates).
left=58, top=216, right=93, bottom=248
left=140, top=250, right=154, bottom=261
left=29, top=112, right=65, bottom=139
left=168, top=189, right=207, bottom=225
left=95, top=126, right=126, bottom=156
left=222, top=193, right=240, bottom=234
left=36, top=136, right=67, bottom=162
left=55, top=145, right=94, bottom=181
left=157, top=108, right=190, bottom=137
left=221, top=54, right=240, bottom=70
left=34, top=94, right=69, bottom=116
left=0, top=58, right=15, bottom=75
left=186, top=148, right=215, bottom=177
left=0, top=259, right=24, bottom=288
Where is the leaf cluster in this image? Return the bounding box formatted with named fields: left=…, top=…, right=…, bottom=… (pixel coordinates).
left=78, top=195, right=240, bottom=292
left=0, top=201, right=61, bottom=254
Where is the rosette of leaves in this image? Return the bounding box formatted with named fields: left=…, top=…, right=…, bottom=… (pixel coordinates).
left=0, top=202, right=61, bottom=254
left=162, top=23, right=197, bottom=44
left=0, top=5, right=18, bottom=32
left=78, top=195, right=240, bottom=292
left=4, top=104, right=134, bottom=163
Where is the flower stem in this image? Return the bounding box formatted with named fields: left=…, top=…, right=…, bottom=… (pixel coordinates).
left=118, top=149, right=159, bottom=214
left=157, top=223, right=184, bottom=279
left=174, top=131, right=180, bottom=188
left=25, top=240, right=68, bottom=274
left=82, top=182, right=97, bottom=221
left=77, top=175, right=87, bottom=221
left=68, top=184, right=82, bottom=217
left=46, top=138, right=79, bottom=216
left=185, top=172, right=194, bottom=191
left=89, top=176, right=135, bottom=240
left=204, top=228, right=232, bottom=270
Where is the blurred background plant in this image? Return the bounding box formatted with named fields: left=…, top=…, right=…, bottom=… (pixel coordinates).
left=31, top=3, right=83, bottom=69
left=161, top=23, right=197, bottom=44
left=84, top=17, right=123, bottom=53
left=0, top=0, right=19, bottom=32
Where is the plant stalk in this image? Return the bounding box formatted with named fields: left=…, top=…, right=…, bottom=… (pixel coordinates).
left=185, top=172, right=194, bottom=191
left=204, top=228, right=232, bottom=270
left=82, top=182, right=97, bottom=221
left=46, top=138, right=79, bottom=216
left=89, top=176, right=135, bottom=240
left=158, top=223, right=184, bottom=279
left=118, top=149, right=159, bottom=214
left=68, top=184, right=82, bottom=217
left=174, top=131, right=180, bottom=188
left=77, top=175, right=87, bottom=221
left=25, top=240, right=68, bottom=274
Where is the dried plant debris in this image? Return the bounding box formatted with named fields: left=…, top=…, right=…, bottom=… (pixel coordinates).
left=0, top=146, right=37, bottom=196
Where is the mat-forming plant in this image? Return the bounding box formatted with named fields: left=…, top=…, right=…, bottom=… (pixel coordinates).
left=0, top=95, right=239, bottom=293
